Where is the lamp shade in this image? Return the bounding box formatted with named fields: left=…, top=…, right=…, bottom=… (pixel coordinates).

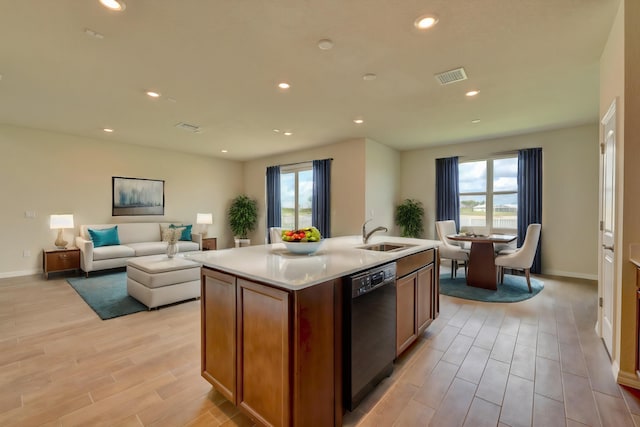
left=50, top=214, right=74, bottom=229
left=196, top=213, right=213, bottom=225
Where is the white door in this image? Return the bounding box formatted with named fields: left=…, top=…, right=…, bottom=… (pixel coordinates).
left=600, top=99, right=617, bottom=356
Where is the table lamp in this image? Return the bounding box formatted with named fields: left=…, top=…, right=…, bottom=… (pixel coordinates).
left=196, top=213, right=213, bottom=237
left=50, top=214, right=74, bottom=249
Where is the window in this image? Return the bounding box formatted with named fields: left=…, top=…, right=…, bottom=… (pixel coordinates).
left=459, top=156, right=518, bottom=232
left=280, top=163, right=313, bottom=230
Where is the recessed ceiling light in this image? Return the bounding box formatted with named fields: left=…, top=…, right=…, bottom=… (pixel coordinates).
left=221, top=149, right=228, bottom=153
left=362, top=73, right=377, bottom=81
left=283, top=131, right=293, bottom=136
left=146, top=91, right=161, bottom=98
left=103, top=128, right=114, bottom=133
left=353, top=118, right=364, bottom=124
left=318, top=39, right=334, bottom=50
left=99, top=0, right=126, bottom=11
left=471, top=119, right=481, bottom=124
left=465, top=90, right=480, bottom=97
left=273, top=129, right=281, bottom=133
left=414, top=14, right=439, bottom=30
left=278, top=82, right=290, bottom=90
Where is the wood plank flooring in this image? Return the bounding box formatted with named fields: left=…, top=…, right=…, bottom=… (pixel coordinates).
left=0, top=269, right=638, bottom=426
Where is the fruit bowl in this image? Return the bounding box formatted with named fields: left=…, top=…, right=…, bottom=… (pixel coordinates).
left=283, top=240, right=324, bottom=255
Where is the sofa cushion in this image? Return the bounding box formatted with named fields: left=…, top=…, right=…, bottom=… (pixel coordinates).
left=93, top=244, right=135, bottom=261
left=170, top=224, right=193, bottom=241
left=127, top=242, right=168, bottom=257
left=88, top=226, right=120, bottom=247
left=176, top=241, right=200, bottom=252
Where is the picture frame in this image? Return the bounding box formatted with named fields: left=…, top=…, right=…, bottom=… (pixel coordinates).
left=112, top=176, right=165, bottom=216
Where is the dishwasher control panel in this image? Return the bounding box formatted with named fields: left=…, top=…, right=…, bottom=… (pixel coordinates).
left=350, top=262, right=397, bottom=298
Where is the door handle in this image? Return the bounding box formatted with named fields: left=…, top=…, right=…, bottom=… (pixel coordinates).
left=603, top=245, right=614, bottom=252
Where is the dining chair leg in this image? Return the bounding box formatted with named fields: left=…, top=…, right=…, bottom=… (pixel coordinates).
left=525, top=268, right=532, bottom=293
left=499, top=266, right=504, bottom=284
left=451, top=260, right=457, bottom=278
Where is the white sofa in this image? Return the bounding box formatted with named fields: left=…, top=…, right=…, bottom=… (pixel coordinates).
left=75, top=223, right=202, bottom=275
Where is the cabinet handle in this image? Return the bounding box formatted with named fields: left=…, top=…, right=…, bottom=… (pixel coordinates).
left=602, top=245, right=614, bottom=252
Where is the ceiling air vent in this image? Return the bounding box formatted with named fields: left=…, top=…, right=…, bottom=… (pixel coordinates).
left=434, top=67, right=468, bottom=85
left=175, top=122, right=202, bottom=133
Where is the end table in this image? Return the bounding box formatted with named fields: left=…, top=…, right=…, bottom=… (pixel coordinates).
left=202, top=237, right=217, bottom=251
left=43, top=248, right=80, bottom=279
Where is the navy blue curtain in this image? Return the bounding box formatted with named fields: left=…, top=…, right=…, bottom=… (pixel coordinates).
left=435, top=157, right=461, bottom=230
left=518, top=148, right=542, bottom=273
left=266, top=166, right=281, bottom=242
left=312, top=159, right=331, bottom=237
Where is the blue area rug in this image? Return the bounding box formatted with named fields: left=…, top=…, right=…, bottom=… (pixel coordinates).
left=439, top=272, right=543, bottom=303
left=67, top=272, right=147, bottom=320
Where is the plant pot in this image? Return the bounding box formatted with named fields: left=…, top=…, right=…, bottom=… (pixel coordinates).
left=234, top=238, right=250, bottom=248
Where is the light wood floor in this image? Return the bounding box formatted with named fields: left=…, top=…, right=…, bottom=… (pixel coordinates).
left=1, top=270, right=639, bottom=426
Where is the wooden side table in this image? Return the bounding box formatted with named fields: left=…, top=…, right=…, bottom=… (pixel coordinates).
left=43, top=248, right=80, bottom=279
left=202, top=237, right=217, bottom=251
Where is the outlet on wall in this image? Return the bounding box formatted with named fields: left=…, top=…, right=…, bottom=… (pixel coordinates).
left=23, top=250, right=31, bottom=257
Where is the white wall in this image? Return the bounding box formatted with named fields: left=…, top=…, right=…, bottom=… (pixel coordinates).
left=243, top=138, right=367, bottom=243
left=0, top=124, right=243, bottom=277
left=400, top=124, right=600, bottom=279
left=365, top=138, right=401, bottom=236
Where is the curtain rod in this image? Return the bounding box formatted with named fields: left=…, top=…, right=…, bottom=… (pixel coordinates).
left=273, top=158, right=333, bottom=168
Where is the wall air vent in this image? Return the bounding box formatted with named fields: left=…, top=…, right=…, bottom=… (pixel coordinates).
left=175, top=122, right=202, bottom=133
left=434, top=67, right=468, bottom=85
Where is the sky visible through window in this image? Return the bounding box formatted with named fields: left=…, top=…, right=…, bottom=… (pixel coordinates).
left=281, top=169, right=313, bottom=229
left=459, top=157, right=518, bottom=230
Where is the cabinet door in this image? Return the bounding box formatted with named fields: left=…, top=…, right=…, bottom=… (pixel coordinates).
left=396, top=272, right=417, bottom=356
left=201, top=269, right=237, bottom=403
left=416, top=264, right=434, bottom=334
left=237, top=279, right=290, bottom=427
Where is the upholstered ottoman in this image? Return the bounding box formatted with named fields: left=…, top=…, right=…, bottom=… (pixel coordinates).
left=127, top=255, right=201, bottom=309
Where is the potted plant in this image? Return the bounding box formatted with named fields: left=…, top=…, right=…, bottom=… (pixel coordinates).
left=395, top=199, right=424, bottom=238
left=228, top=194, right=258, bottom=247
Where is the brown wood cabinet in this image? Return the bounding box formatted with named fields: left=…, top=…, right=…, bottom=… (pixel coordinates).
left=237, top=279, right=290, bottom=426
left=395, top=249, right=438, bottom=357
left=43, top=248, right=80, bottom=279
left=201, top=270, right=236, bottom=402
left=201, top=267, right=339, bottom=427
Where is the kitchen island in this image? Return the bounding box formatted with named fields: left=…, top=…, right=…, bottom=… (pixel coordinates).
left=188, top=235, right=440, bottom=427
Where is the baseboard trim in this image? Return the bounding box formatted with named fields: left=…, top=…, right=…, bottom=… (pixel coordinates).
left=543, top=269, right=597, bottom=281
left=618, top=369, right=640, bottom=390
left=0, top=269, right=41, bottom=279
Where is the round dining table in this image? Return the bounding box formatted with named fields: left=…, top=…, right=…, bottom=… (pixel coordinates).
left=447, top=233, right=517, bottom=290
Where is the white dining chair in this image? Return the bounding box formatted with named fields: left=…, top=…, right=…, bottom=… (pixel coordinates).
left=494, top=223, right=541, bottom=292
left=435, top=220, right=470, bottom=278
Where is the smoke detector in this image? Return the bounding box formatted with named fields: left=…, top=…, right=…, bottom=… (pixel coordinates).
left=434, top=67, right=468, bottom=85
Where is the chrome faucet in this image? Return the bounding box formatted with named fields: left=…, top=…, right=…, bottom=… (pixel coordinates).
left=362, top=219, right=388, bottom=244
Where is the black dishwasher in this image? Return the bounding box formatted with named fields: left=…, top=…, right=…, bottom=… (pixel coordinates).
left=344, top=262, right=397, bottom=411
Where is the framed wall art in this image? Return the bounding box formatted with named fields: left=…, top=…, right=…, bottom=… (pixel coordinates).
left=112, top=176, right=165, bottom=216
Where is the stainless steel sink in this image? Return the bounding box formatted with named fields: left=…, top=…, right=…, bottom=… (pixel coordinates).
left=358, top=242, right=417, bottom=252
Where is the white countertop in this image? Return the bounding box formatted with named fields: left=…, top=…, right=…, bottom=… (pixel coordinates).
left=186, top=235, right=440, bottom=290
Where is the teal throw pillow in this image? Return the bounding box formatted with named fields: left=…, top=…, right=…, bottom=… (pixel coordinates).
left=88, top=226, right=120, bottom=247
left=169, top=224, right=192, bottom=241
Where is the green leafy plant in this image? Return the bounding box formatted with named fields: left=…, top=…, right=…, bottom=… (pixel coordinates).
left=395, top=199, right=425, bottom=238
left=228, top=194, right=258, bottom=239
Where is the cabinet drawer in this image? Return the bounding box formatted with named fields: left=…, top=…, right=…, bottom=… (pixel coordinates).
left=396, top=249, right=434, bottom=277
left=47, top=251, right=80, bottom=271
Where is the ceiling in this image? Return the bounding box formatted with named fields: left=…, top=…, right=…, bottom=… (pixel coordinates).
left=0, top=0, right=620, bottom=161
